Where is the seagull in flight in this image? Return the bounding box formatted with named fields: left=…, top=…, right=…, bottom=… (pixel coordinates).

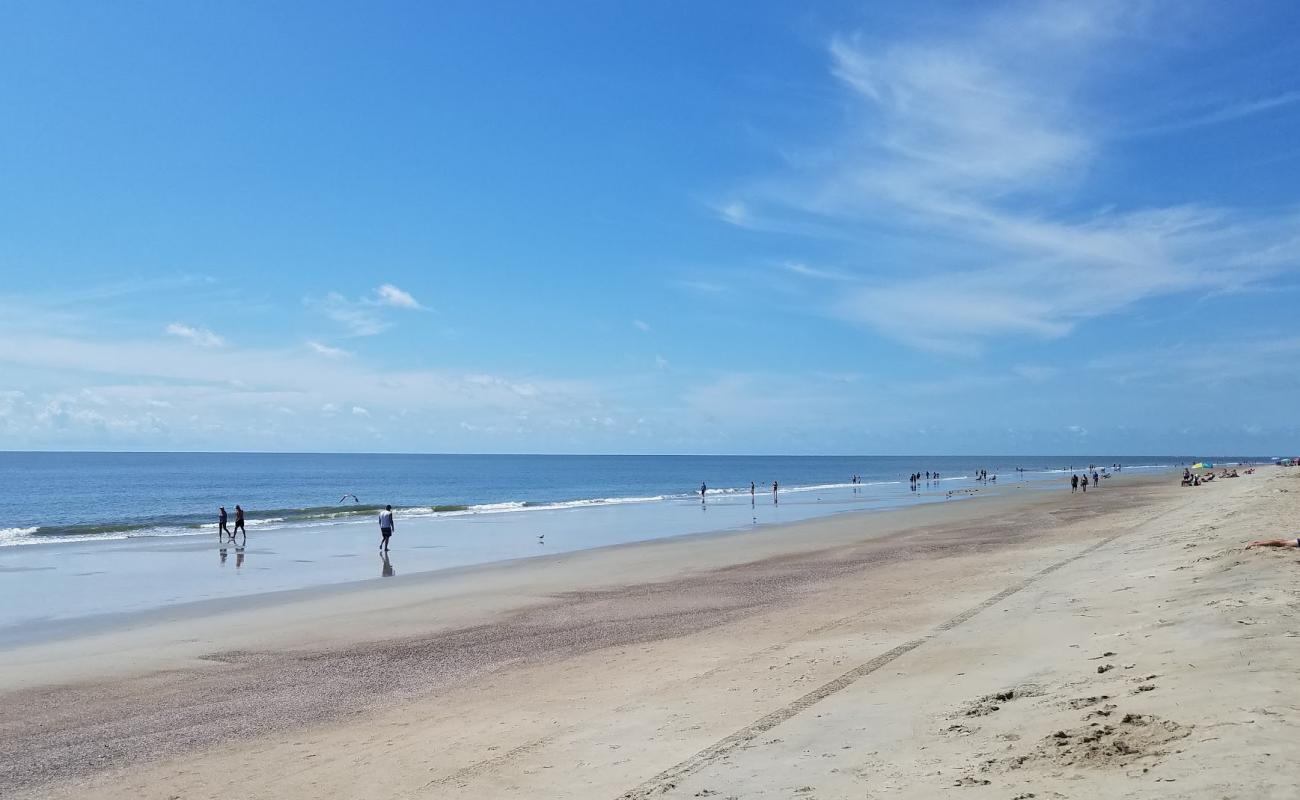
left=339, top=493, right=360, bottom=504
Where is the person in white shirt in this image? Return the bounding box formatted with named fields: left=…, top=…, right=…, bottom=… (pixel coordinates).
left=378, top=505, right=394, bottom=552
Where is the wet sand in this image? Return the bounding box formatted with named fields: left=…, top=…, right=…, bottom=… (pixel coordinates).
left=4, top=468, right=1297, bottom=799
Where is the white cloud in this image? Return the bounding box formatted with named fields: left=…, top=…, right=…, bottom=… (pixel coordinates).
left=308, top=284, right=426, bottom=336
left=782, top=262, right=855, bottom=281
left=307, top=340, right=351, bottom=358
left=722, top=3, right=1300, bottom=352
left=310, top=292, right=390, bottom=336
left=716, top=201, right=751, bottom=227
left=351, top=406, right=370, bottom=417
left=165, top=323, right=224, bottom=348
left=375, top=283, right=423, bottom=309
left=632, top=319, right=651, bottom=333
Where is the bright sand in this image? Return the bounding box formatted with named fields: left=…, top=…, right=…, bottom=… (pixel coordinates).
left=3, top=467, right=1298, bottom=798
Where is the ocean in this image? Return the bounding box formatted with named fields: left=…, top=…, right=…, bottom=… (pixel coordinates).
left=0, top=452, right=1222, bottom=638
left=0, top=452, right=1200, bottom=547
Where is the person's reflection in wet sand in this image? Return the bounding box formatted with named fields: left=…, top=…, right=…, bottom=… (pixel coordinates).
left=219, top=543, right=228, bottom=566
left=381, top=551, right=395, bottom=578
left=235, top=543, right=245, bottom=569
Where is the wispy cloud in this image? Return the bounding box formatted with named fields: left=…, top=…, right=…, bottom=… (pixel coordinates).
left=1140, top=90, right=1300, bottom=135
left=165, top=323, right=224, bottom=347
left=307, top=340, right=351, bottom=358
left=782, top=262, right=855, bottom=281
left=311, top=292, right=391, bottom=336
left=632, top=319, right=651, bottom=333
left=715, top=201, right=751, bottom=227
left=375, top=283, right=423, bottom=309
left=674, top=279, right=728, bottom=294
left=308, top=283, right=426, bottom=336
left=719, top=2, right=1300, bottom=352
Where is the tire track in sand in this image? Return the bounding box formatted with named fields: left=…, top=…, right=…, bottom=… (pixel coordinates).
left=614, top=506, right=1180, bottom=800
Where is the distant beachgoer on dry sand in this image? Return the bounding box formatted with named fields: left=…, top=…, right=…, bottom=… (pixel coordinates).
left=1248, top=537, right=1300, bottom=549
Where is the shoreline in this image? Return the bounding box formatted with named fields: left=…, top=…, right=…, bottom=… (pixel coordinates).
left=0, top=468, right=1166, bottom=640
left=0, top=470, right=1166, bottom=674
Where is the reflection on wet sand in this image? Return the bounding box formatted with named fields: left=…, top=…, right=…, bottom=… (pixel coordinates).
left=381, top=552, right=395, bottom=578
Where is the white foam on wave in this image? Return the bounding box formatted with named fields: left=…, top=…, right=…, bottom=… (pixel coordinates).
left=0, top=526, right=39, bottom=543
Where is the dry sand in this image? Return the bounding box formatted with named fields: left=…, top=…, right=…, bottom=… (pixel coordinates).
left=3, top=468, right=1299, bottom=799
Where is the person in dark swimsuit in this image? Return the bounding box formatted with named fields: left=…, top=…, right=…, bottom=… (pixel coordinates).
left=218, top=506, right=230, bottom=537
left=233, top=505, right=246, bottom=536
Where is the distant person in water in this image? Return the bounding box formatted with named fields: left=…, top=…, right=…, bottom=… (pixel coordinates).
left=233, top=505, right=246, bottom=536
left=218, top=506, right=230, bottom=537
left=378, top=504, right=394, bottom=552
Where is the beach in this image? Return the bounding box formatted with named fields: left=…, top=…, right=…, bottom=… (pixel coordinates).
left=3, top=466, right=1297, bottom=798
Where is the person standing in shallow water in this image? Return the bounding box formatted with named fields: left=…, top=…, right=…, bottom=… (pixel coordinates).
left=772, top=481, right=779, bottom=503
left=700, top=482, right=707, bottom=503
left=378, top=504, right=395, bottom=552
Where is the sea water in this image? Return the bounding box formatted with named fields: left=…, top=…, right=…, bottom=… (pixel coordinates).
left=0, top=453, right=1207, bottom=640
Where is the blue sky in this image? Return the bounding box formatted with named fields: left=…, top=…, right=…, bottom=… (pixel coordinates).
left=2, top=0, right=1299, bottom=455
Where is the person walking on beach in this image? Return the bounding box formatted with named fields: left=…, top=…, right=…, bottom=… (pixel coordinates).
left=378, top=504, right=395, bottom=552
left=233, top=505, right=246, bottom=536
left=1081, top=474, right=1089, bottom=493
left=218, top=506, right=230, bottom=538
left=1071, top=474, right=1079, bottom=493
left=1092, top=470, right=1100, bottom=488
left=750, top=481, right=755, bottom=498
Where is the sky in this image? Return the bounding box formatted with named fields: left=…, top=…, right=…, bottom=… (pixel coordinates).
left=1, top=0, right=1299, bottom=455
